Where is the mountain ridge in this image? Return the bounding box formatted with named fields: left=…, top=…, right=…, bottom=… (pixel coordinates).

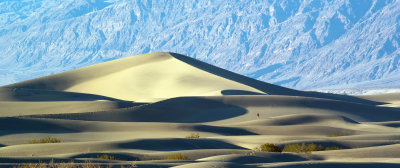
left=1, top=0, right=399, bottom=90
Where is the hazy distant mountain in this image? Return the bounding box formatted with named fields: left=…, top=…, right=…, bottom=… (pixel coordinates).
left=1, top=0, right=399, bottom=90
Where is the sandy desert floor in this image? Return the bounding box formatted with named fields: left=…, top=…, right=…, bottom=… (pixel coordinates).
left=1, top=52, right=400, bottom=168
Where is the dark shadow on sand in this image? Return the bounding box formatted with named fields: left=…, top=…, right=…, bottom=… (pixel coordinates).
left=26, top=97, right=248, bottom=123
left=170, top=53, right=386, bottom=106
left=299, top=98, right=400, bottom=122
left=0, top=88, right=135, bottom=102
left=0, top=117, right=79, bottom=136
left=117, top=138, right=245, bottom=151
left=179, top=125, right=258, bottom=136
left=221, top=90, right=265, bottom=95
left=71, top=152, right=140, bottom=161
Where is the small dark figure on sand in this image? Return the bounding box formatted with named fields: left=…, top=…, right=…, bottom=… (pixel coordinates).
left=257, top=113, right=260, bottom=119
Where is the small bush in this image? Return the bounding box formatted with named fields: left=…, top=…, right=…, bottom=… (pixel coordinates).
left=254, top=143, right=282, bottom=152
left=97, top=154, right=117, bottom=160
left=324, top=146, right=341, bottom=151
left=244, top=151, right=256, bottom=156
left=231, top=150, right=240, bottom=154
left=328, top=133, right=348, bottom=137
left=282, top=143, right=323, bottom=153
left=164, top=153, right=189, bottom=160
left=283, top=143, right=342, bottom=153
left=28, top=136, right=61, bottom=144
left=185, top=133, right=200, bottom=139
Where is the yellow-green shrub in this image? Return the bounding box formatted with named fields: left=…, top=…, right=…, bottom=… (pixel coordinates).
left=282, top=143, right=323, bottom=153
left=164, top=153, right=189, bottom=160
left=97, top=154, right=117, bottom=160
left=28, top=136, right=61, bottom=144
left=324, top=146, right=341, bottom=151
left=254, top=143, right=282, bottom=152
left=283, top=143, right=342, bottom=153
left=328, top=133, right=348, bottom=137
left=185, top=133, right=200, bottom=139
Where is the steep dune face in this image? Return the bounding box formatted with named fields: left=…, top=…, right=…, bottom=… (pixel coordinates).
left=1, top=52, right=400, bottom=167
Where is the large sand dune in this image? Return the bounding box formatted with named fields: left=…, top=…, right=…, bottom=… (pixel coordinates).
left=1, top=52, right=399, bottom=168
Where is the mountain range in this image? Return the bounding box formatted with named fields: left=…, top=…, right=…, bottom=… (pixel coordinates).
left=1, top=0, right=399, bottom=91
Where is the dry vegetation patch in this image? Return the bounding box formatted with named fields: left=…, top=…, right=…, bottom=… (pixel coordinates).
left=164, top=153, right=189, bottom=160
left=282, top=143, right=341, bottom=153
left=324, top=146, right=342, bottom=151
left=28, top=136, right=61, bottom=144
left=254, top=143, right=282, bottom=152
left=97, top=154, right=118, bottom=160
left=185, top=133, right=200, bottom=139
left=328, top=133, right=349, bottom=137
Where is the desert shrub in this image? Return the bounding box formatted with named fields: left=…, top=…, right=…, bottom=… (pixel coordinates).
left=164, top=153, right=189, bottom=160
left=97, top=154, right=117, bottom=160
left=282, top=143, right=323, bottom=153
left=328, top=133, right=348, bottom=137
left=254, top=143, right=282, bottom=152
left=283, top=143, right=342, bottom=153
left=28, top=136, right=61, bottom=144
left=307, top=143, right=324, bottom=151
left=324, top=146, right=341, bottom=151
left=185, top=133, right=200, bottom=139
left=231, top=150, right=240, bottom=154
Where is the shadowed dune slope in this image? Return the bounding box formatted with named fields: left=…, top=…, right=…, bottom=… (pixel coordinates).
left=0, top=100, right=141, bottom=117
left=0, top=88, right=123, bottom=101
left=26, top=95, right=400, bottom=123
left=0, top=138, right=245, bottom=157
left=315, top=143, right=400, bottom=158
left=358, top=93, right=400, bottom=107
left=358, top=93, right=400, bottom=103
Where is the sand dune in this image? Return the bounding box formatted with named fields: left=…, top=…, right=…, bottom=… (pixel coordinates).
left=4, top=53, right=268, bottom=101
left=4, top=52, right=381, bottom=105
left=1, top=52, right=399, bottom=167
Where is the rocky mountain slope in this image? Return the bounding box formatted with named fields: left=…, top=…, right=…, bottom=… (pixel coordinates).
left=1, top=0, right=399, bottom=90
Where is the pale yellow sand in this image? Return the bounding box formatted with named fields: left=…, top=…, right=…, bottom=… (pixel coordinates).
left=1, top=52, right=400, bottom=167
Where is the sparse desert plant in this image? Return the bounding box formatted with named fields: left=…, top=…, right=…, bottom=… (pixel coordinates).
left=164, top=153, right=189, bottom=160
left=282, top=143, right=323, bottom=153
left=324, top=146, right=342, bottom=151
left=231, top=150, right=240, bottom=154
left=283, top=143, right=342, bottom=153
left=97, top=154, right=117, bottom=160
left=185, top=133, right=200, bottom=139
left=328, top=133, right=348, bottom=137
left=244, top=151, right=256, bottom=156
left=307, top=143, right=324, bottom=152
left=28, top=136, right=61, bottom=144
left=254, top=143, right=282, bottom=152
